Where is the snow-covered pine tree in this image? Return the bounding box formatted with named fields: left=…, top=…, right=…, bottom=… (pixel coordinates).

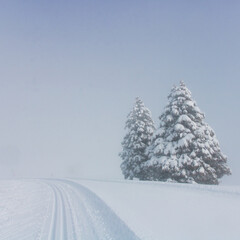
left=145, top=81, right=231, bottom=184
left=120, top=97, right=155, bottom=180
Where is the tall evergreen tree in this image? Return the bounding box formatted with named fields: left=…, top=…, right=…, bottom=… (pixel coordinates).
left=145, top=82, right=231, bottom=184
left=120, top=97, right=155, bottom=180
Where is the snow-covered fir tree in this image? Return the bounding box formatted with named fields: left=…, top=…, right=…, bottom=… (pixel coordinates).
left=144, top=82, right=231, bottom=184
left=120, top=97, right=155, bottom=180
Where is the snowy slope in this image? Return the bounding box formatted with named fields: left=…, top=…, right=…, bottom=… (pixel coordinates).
left=0, top=180, right=51, bottom=240
left=0, top=179, right=139, bottom=240
left=0, top=178, right=239, bottom=240
left=79, top=179, right=240, bottom=240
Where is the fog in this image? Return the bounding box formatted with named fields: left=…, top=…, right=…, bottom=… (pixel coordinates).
left=0, top=1, right=239, bottom=184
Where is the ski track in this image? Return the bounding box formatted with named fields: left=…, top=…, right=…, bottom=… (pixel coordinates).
left=46, top=183, right=68, bottom=240
left=0, top=179, right=139, bottom=240
left=41, top=179, right=140, bottom=240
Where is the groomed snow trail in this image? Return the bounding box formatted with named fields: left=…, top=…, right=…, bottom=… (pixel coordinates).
left=41, top=179, right=140, bottom=240
left=0, top=179, right=140, bottom=240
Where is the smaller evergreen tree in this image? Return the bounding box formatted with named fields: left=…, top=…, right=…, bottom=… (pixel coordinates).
left=145, top=82, right=231, bottom=184
left=120, top=97, right=155, bottom=180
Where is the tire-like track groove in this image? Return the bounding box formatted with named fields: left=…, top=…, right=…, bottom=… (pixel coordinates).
left=47, top=183, right=68, bottom=240
left=47, top=184, right=57, bottom=240
left=57, top=183, right=78, bottom=240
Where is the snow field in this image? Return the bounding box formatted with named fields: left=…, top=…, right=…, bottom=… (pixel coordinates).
left=0, top=179, right=139, bottom=240
left=1, top=178, right=239, bottom=240
left=0, top=180, right=51, bottom=240
left=79, top=179, right=240, bottom=240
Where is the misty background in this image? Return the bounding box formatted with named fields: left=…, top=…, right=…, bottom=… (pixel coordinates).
left=0, top=0, right=239, bottom=184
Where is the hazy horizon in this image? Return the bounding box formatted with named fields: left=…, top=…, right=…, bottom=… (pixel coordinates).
left=0, top=1, right=239, bottom=185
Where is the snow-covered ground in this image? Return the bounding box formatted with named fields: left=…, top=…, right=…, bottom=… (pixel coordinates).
left=0, top=178, right=239, bottom=240
left=0, top=179, right=138, bottom=240
left=0, top=180, right=51, bottom=240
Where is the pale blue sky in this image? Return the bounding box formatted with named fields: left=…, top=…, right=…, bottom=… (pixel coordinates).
left=0, top=1, right=239, bottom=184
